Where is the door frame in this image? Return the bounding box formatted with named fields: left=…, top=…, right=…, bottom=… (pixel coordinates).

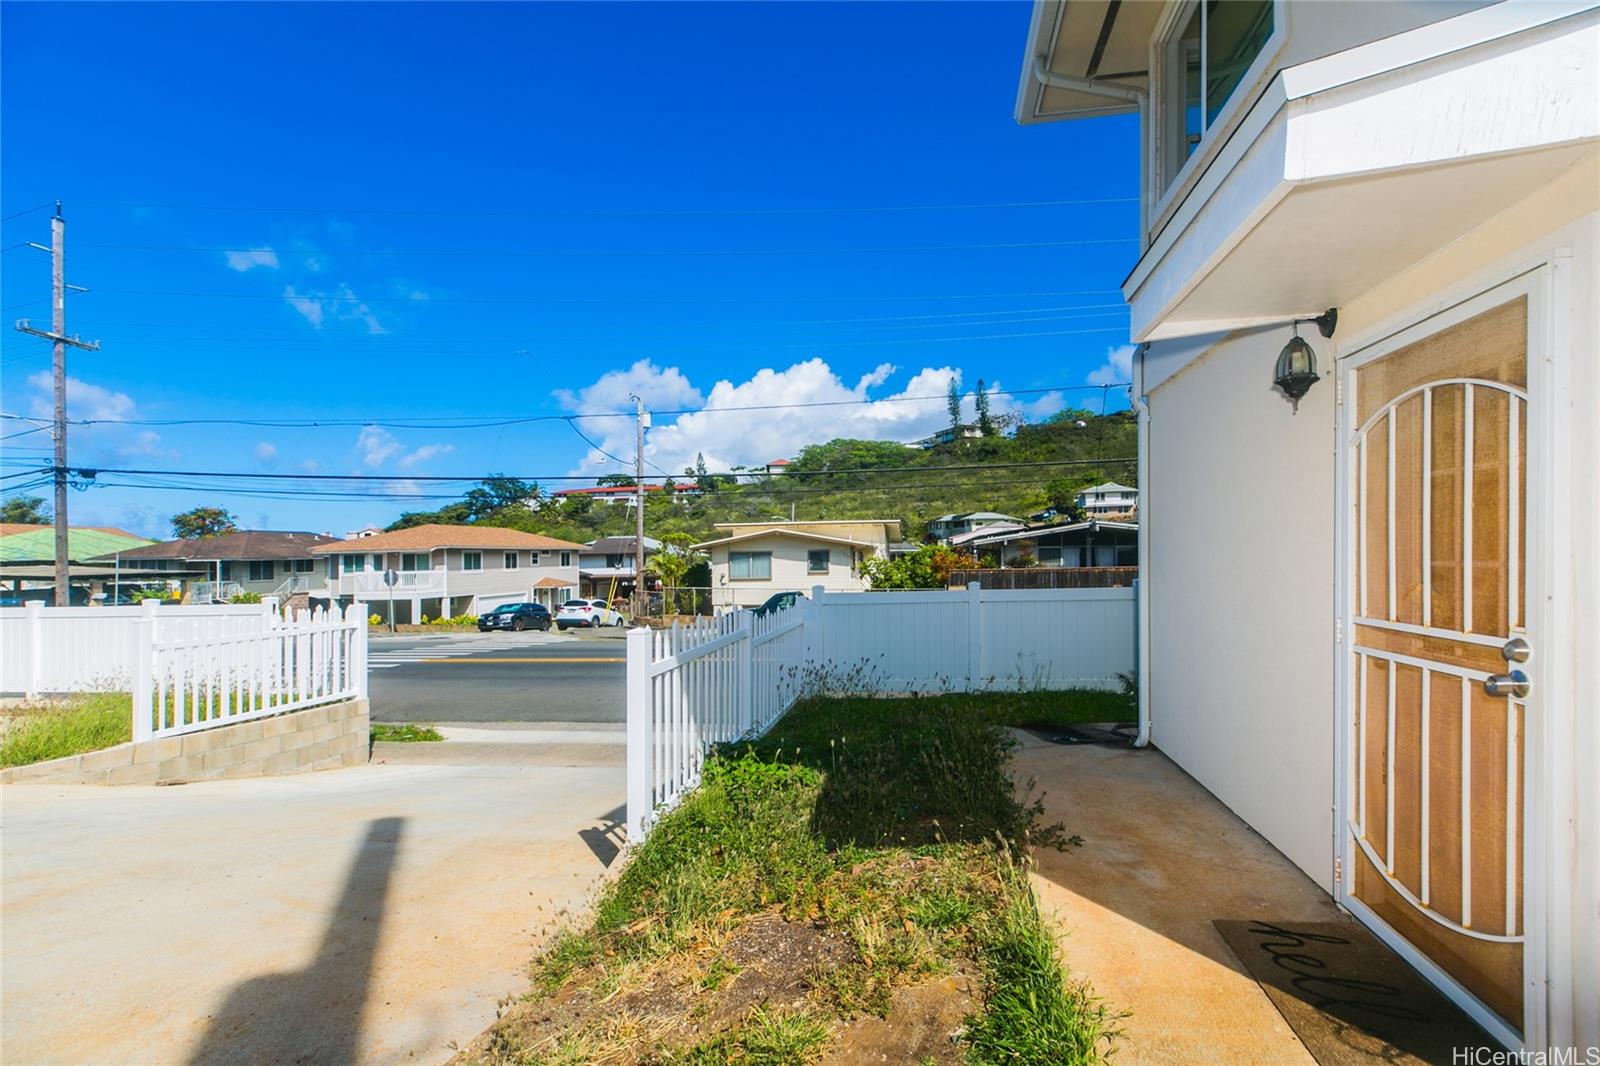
left=1332, top=266, right=1555, bottom=1050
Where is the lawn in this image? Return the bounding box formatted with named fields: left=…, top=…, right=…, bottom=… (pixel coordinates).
left=453, top=691, right=1117, bottom=1065
left=0, top=692, right=133, bottom=767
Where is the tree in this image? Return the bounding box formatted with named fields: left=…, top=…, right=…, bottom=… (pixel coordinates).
left=860, top=544, right=977, bottom=590
left=0, top=495, right=49, bottom=524
left=595, top=474, right=636, bottom=488
left=462, top=476, right=538, bottom=520
left=646, top=532, right=706, bottom=614
left=171, top=506, right=239, bottom=539
left=975, top=378, right=996, bottom=437
left=946, top=378, right=962, bottom=433
left=1044, top=479, right=1087, bottom=519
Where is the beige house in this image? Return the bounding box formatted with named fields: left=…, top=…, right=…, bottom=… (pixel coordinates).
left=310, top=524, right=584, bottom=623
left=694, top=520, right=901, bottom=609
left=1017, top=0, right=1598, bottom=1048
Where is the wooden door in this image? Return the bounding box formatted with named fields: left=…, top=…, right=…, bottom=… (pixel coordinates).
left=1347, top=297, right=1529, bottom=1032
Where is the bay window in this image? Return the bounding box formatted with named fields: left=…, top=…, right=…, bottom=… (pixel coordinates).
left=1158, top=0, right=1274, bottom=191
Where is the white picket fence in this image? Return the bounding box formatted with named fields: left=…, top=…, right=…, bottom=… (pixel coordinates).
left=0, top=600, right=369, bottom=742
left=137, top=603, right=368, bottom=741
left=626, top=582, right=1137, bottom=841
left=1, top=601, right=276, bottom=697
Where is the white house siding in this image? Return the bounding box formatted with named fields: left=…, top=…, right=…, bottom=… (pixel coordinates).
left=437, top=548, right=579, bottom=612
left=708, top=535, right=874, bottom=608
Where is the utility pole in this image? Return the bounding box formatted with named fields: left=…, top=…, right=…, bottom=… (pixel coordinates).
left=14, top=203, right=99, bottom=606
left=630, top=395, right=648, bottom=617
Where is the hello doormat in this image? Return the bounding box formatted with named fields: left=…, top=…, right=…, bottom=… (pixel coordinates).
left=1213, top=919, right=1500, bottom=1065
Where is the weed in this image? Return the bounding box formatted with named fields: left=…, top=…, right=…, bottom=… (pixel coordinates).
left=656, top=1006, right=829, bottom=1065
left=0, top=693, right=132, bottom=767
left=369, top=723, right=444, bottom=743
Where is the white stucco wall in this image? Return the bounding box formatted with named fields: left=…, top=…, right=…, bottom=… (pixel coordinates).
left=707, top=535, right=875, bottom=608
left=1145, top=324, right=1337, bottom=889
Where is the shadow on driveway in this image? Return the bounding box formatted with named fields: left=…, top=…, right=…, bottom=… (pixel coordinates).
left=188, top=817, right=404, bottom=1066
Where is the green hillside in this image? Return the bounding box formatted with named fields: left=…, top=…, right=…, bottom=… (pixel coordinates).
left=393, top=408, right=1136, bottom=545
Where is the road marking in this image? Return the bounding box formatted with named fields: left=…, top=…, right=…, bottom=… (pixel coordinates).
left=419, top=656, right=626, bottom=664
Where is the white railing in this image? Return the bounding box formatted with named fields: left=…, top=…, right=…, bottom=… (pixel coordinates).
left=338, top=570, right=446, bottom=596
left=136, top=602, right=368, bottom=741
left=189, top=581, right=245, bottom=604
left=626, top=582, right=1138, bottom=841
left=1, top=601, right=275, bottom=697
left=270, top=574, right=321, bottom=598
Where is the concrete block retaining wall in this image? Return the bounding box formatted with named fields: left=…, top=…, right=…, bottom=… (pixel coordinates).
left=0, top=698, right=370, bottom=785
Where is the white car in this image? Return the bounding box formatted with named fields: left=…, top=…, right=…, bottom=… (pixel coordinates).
left=556, top=598, right=627, bottom=629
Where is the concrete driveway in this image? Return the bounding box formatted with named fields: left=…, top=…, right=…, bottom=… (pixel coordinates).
left=1, top=758, right=624, bottom=1065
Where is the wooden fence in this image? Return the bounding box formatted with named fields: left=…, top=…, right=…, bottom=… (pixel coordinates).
left=948, top=566, right=1138, bottom=590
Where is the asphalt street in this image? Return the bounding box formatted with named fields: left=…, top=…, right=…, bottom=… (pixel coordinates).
left=366, top=629, right=626, bottom=723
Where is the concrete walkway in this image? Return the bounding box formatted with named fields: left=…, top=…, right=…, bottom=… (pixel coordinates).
left=1, top=758, right=624, bottom=1065
left=1014, top=734, right=1342, bottom=1065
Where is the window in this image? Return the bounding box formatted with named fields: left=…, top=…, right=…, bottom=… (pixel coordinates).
left=729, top=551, right=772, bottom=580
left=462, top=551, right=482, bottom=571
left=247, top=560, right=274, bottom=581
left=1159, top=0, right=1273, bottom=190
left=807, top=549, right=830, bottom=574
left=504, top=552, right=519, bottom=569
left=401, top=553, right=431, bottom=572
left=341, top=554, right=366, bottom=573
left=530, top=550, right=540, bottom=565
left=606, top=554, right=625, bottom=569
left=372, top=553, right=384, bottom=572
left=560, top=551, right=572, bottom=567
left=292, top=559, right=314, bottom=573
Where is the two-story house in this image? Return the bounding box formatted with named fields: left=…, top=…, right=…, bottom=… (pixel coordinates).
left=966, top=518, right=1138, bottom=569
left=1072, top=482, right=1138, bottom=517
left=106, top=531, right=344, bottom=607
left=1016, top=0, right=1598, bottom=1046
left=693, top=520, right=901, bottom=609
left=927, top=512, right=1024, bottom=541
left=309, top=524, right=583, bottom=623
left=577, top=535, right=660, bottom=599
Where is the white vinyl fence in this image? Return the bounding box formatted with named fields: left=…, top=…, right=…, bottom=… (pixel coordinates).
left=626, top=582, right=1137, bottom=840
left=138, top=603, right=368, bottom=741
left=0, top=600, right=369, bottom=742
left=1, top=601, right=276, bottom=697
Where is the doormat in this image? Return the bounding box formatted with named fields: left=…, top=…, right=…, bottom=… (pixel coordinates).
left=1025, top=722, right=1135, bottom=746
left=1214, top=919, right=1500, bottom=1065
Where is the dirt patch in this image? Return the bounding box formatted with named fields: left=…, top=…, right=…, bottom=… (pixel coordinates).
left=822, top=973, right=977, bottom=1065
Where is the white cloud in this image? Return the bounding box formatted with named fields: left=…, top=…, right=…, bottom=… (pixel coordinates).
left=554, top=358, right=704, bottom=414
left=1021, top=391, right=1067, bottom=419
left=283, top=283, right=383, bottom=333
left=300, top=458, right=321, bottom=473
left=27, top=372, right=135, bottom=422
left=356, top=426, right=401, bottom=468
left=225, top=246, right=279, bottom=272
left=398, top=443, right=454, bottom=469
left=255, top=441, right=278, bottom=465
left=120, top=429, right=179, bottom=460
left=1087, top=344, right=1135, bottom=387
left=554, top=359, right=1004, bottom=477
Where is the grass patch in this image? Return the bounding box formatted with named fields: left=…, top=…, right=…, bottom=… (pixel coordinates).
left=370, top=723, right=444, bottom=743
left=0, top=693, right=133, bottom=767
left=454, top=692, right=1114, bottom=1065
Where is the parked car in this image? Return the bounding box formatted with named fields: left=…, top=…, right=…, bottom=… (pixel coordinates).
left=752, top=591, right=805, bottom=617
left=556, top=598, right=627, bottom=629
left=478, top=602, right=552, bottom=632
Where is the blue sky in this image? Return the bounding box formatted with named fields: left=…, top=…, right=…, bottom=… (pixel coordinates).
left=1, top=2, right=1138, bottom=538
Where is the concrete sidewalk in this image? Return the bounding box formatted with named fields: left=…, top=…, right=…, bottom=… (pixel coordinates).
left=1013, top=734, right=1341, bottom=1065
left=1, top=761, right=624, bottom=1065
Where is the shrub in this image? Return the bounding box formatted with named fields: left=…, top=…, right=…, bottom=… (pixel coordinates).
left=229, top=591, right=262, bottom=604
left=368, top=613, right=383, bottom=626
left=425, top=613, right=478, bottom=627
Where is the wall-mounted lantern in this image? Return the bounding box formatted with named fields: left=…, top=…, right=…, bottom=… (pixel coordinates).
left=1274, top=308, right=1338, bottom=413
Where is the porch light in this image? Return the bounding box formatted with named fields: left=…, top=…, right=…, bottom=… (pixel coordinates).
left=1274, top=308, right=1337, bottom=413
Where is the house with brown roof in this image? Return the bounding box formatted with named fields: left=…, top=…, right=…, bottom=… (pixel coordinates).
left=106, top=530, right=344, bottom=606
left=692, top=520, right=901, bottom=609
left=308, top=523, right=584, bottom=623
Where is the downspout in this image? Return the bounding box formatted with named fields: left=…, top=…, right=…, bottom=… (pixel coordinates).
left=1030, top=57, right=1150, bottom=238
left=1131, top=343, right=1152, bottom=748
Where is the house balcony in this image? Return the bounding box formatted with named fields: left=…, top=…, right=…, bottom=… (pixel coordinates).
left=335, top=570, right=446, bottom=597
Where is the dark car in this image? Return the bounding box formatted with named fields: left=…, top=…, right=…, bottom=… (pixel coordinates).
left=752, top=591, right=805, bottom=617
left=478, top=602, right=552, bottom=632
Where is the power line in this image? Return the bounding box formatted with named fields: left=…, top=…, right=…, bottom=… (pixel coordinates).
left=78, top=195, right=1137, bottom=219
left=0, top=202, right=54, bottom=223
left=77, top=236, right=1136, bottom=260
left=1, top=380, right=1130, bottom=429
left=84, top=286, right=1124, bottom=308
